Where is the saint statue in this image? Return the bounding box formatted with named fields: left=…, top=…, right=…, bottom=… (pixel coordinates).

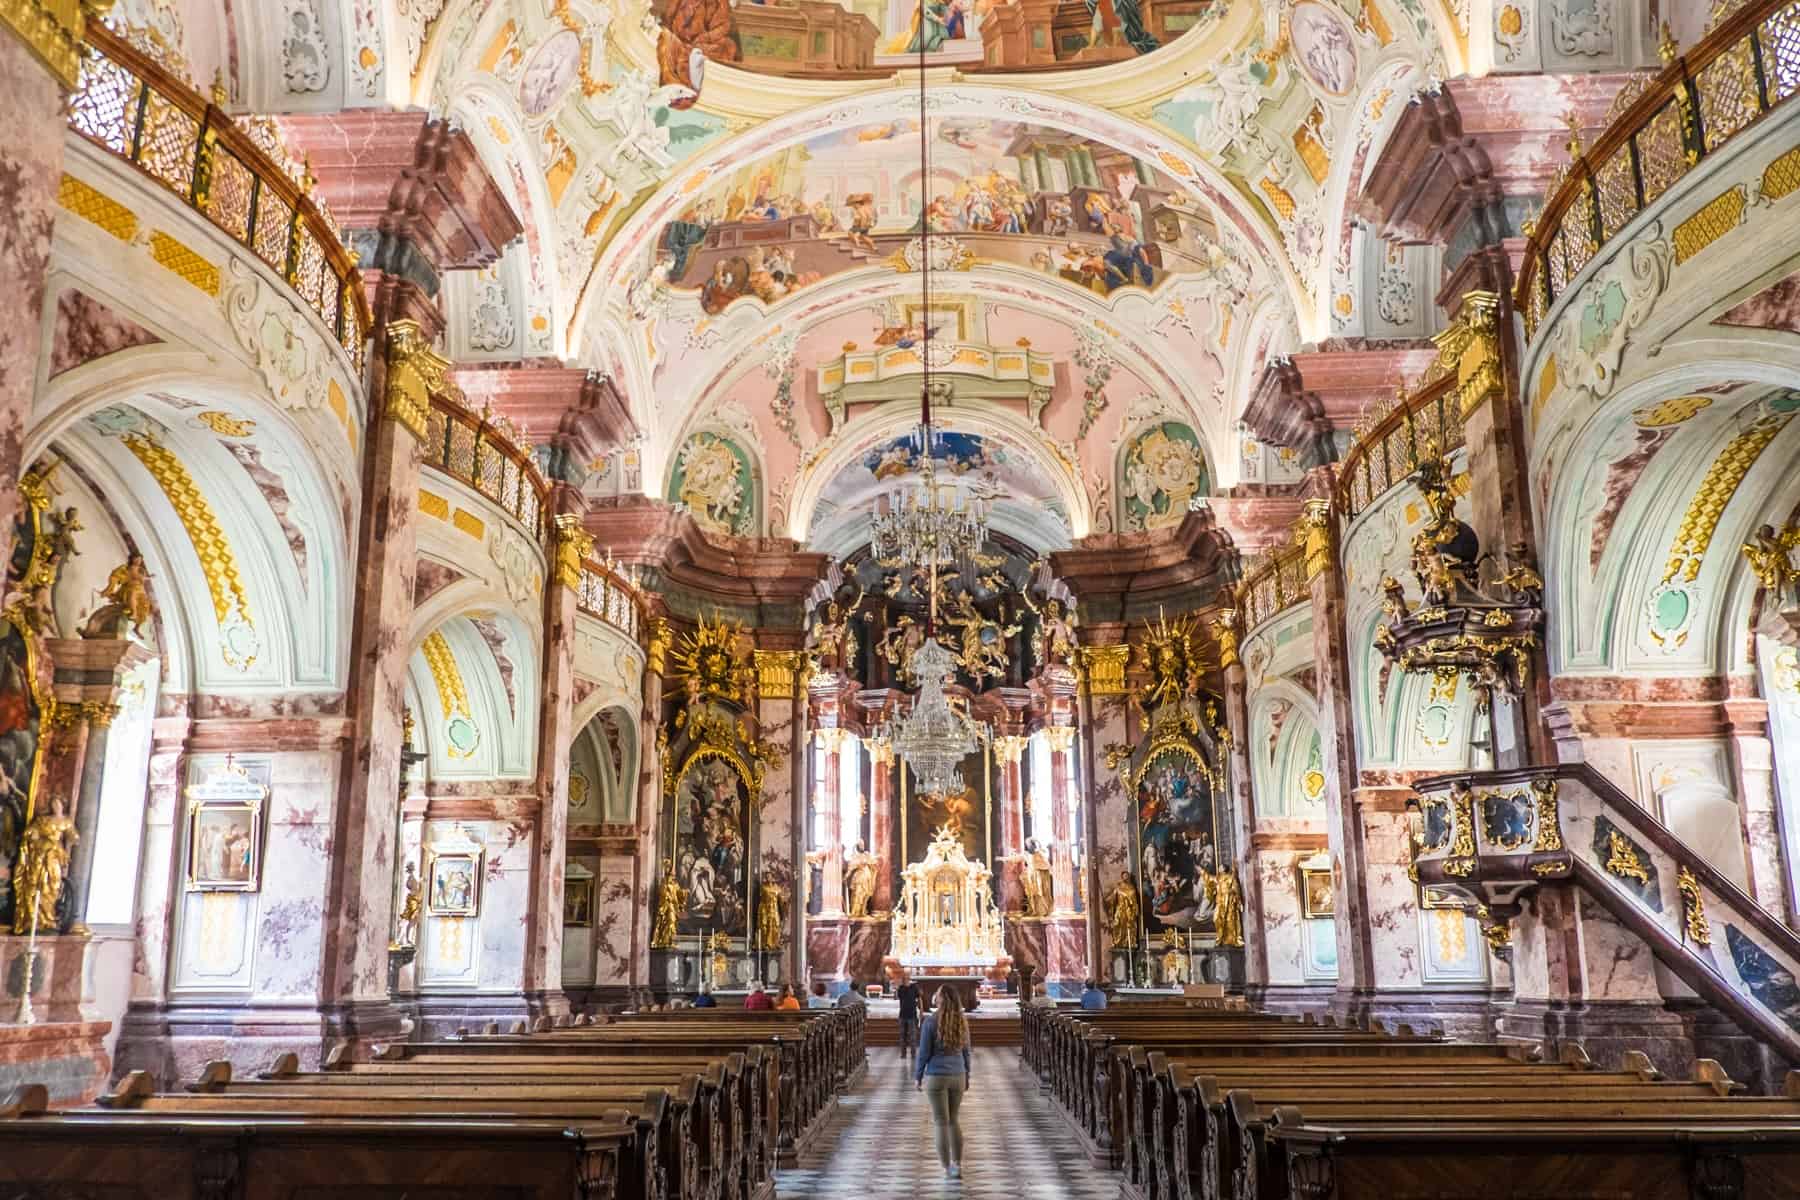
left=843, top=840, right=877, bottom=919
left=1007, top=838, right=1053, bottom=918
left=1212, top=868, right=1244, bottom=948
left=12, top=795, right=77, bottom=935
left=1023, top=580, right=1080, bottom=669
left=651, top=860, right=686, bottom=949
left=807, top=600, right=857, bottom=674
left=754, top=878, right=787, bottom=951
left=395, top=861, right=423, bottom=948
left=1105, top=873, right=1142, bottom=951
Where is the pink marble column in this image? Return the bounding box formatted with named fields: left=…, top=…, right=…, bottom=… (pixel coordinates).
left=1080, top=635, right=1134, bottom=982
left=1046, top=726, right=1077, bottom=913
left=319, top=327, right=427, bottom=1040
left=520, top=506, right=586, bottom=1019
left=1219, top=616, right=1268, bottom=989
left=993, top=736, right=1027, bottom=914
left=1302, top=497, right=1377, bottom=1006
left=0, top=33, right=66, bottom=561
left=633, top=628, right=668, bottom=991
left=128, top=716, right=193, bottom=1005
left=869, top=742, right=897, bottom=912
left=751, top=650, right=801, bottom=982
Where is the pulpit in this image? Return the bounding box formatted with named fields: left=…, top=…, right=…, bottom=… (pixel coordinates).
left=886, top=826, right=1010, bottom=985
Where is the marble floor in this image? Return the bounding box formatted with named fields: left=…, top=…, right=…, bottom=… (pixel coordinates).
left=777, top=1047, right=1118, bottom=1198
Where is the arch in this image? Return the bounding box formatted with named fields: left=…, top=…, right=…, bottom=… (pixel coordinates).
left=1249, top=679, right=1324, bottom=820
left=406, top=609, right=541, bottom=781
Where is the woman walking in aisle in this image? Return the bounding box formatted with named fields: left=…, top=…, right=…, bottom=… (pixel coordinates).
left=913, top=989, right=972, bottom=1178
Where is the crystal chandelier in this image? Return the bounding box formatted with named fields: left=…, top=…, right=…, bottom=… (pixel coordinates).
left=871, top=53, right=991, bottom=799
left=881, top=637, right=983, bottom=798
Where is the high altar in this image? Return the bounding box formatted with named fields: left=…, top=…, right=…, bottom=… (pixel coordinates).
left=887, top=826, right=1010, bottom=983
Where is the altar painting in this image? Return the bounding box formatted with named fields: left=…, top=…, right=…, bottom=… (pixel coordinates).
left=673, top=752, right=753, bottom=936
left=903, top=745, right=990, bottom=869
left=1133, top=742, right=1221, bottom=933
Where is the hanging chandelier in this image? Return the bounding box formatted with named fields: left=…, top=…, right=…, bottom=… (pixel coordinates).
left=881, top=637, right=983, bottom=798
left=870, top=35, right=989, bottom=799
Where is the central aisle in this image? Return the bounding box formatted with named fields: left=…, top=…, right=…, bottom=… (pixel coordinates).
left=778, top=1046, right=1119, bottom=1198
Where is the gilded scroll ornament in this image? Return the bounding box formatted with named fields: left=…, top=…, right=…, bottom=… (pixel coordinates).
left=1296, top=499, right=1333, bottom=582
left=1604, top=829, right=1651, bottom=886
left=383, top=320, right=450, bottom=443
left=752, top=650, right=803, bottom=701
left=1677, top=866, right=1712, bottom=947
left=1529, top=777, right=1565, bottom=852
left=1433, top=290, right=1504, bottom=420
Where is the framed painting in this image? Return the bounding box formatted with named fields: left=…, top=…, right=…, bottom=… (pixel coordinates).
left=671, top=750, right=753, bottom=936
left=185, top=761, right=267, bottom=892
left=564, top=875, right=595, bottom=927
left=427, top=850, right=482, bottom=916
left=1131, top=740, right=1223, bottom=934
left=1298, top=852, right=1334, bottom=919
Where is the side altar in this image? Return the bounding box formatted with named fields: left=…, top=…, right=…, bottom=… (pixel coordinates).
left=883, top=826, right=1010, bottom=986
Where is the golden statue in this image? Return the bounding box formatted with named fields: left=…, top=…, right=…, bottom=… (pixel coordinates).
left=12, top=795, right=77, bottom=935
left=80, top=551, right=156, bottom=639
left=843, top=841, right=877, bottom=918
left=394, top=861, right=422, bottom=948
left=1105, top=873, right=1142, bottom=950
left=1743, top=523, right=1800, bottom=602
left=754, top=878, right=787, bottom=951
left=651, top=860, right=686, bottom=949
left=1212, top=868, right=1244, bottom=948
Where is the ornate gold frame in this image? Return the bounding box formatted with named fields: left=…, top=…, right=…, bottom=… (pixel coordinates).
left=2, top=472, right=58, bottom=838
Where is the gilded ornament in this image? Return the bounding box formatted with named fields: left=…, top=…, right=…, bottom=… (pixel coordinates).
left=1134, top=610, right=1207, bottom=711
left=647, top=616, right=672, bottom=676
left=669, top=613, right=757, bottom=708
left=1433, top=291, right=1504, bottom=420
left=1212, top=608, right=1240, bottom=671
left=1043, top=725, right=1076, bottom=753
left=1297, top=499, right=1333, bottom=582
left=394, top=861, right=422, bottom=949
left=752, top=650, right=803, bottom=700
left=1677, top=866, right=1712, bottom=947
left=78, top=551, right=156, bottom=640
left=383, top=320, right=449, bottom=443
left=1529, top=777, right=1565, bottom=853
left=1080, top=644, right=1131, bottom=696
left=2, top=0, right=108, bottom=88
left=992, top=734, right=1028, bottom=765
left=550, top=512, right=595, bottom=591
left=1604, top=829, right=1651, bottom=886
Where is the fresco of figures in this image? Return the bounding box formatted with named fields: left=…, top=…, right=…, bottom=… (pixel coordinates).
left=657, top=118, right=1228, bottom=316
left=673, top=755, right=753, bottom=936
left=1121, top=421, right=1210, bottom=531
left=651, top=0, right=1207, bottom=93
left=1134, top=744, right=1222, bottom=934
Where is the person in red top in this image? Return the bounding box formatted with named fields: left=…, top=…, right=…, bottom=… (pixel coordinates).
left=743, top=985, right=774, bottom=1011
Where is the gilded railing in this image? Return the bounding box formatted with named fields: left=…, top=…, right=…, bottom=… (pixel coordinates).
left=1238, top=541, right=1309, bottom=632
left=577, top=561, right=645, bottom=642
left=67, top=24, right=370, bottom=371
left=1516, top=0, right=1800, bottom=337
left=1333, top=374, right=1462, bottom=520
left=422, top=393, right=548, bottom=543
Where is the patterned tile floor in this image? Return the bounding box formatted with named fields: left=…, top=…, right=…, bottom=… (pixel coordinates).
left=777, top=1047, right=1119, bottom=1198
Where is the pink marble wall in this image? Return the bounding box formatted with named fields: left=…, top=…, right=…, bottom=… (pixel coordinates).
left=479, top=815, right=536, bottom=991
left=249, top=750, right=341, bottom=998
left=131, top=719, right=193, bottom=1002
left=1356, top=800, right=1423, bottom=989
left=525, top=578, right=578, bottom=1006
left=48, top=287, right=160, bottom=377
left=757, top=692, right=798, bottom=978
left=593, top=853, right=636, bottom=986
left=0, top=34, right=65, bottom=554
left=1085, top=688, right=1133, bottom=975
left=1254, top=850, right=1308, bottom=984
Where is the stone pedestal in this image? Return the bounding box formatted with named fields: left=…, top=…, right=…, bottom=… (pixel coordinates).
left=0, top=1020, right=111, bottom=1106
left=805, top=916, right=848, bottom=984
left=0, top=932, right=94, bottom=1024
left=844, top=919, right=890, bottom=987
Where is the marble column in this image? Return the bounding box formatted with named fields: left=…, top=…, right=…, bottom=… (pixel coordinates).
left=868, top=739, right=897, bottom=913
left=992, top=735, right=1027, bottom=915
left=519, top=507, right=590, bottom=1020
left=0, top=26, right=72, bottom=563
left=1078, top=636, right=1133, bottom=983
left=1217, top=610, right=1267, bottom=991
left=1301, top=497, right=1377, bottom=1011
left=319, top=323, right=437, bottom=1046
left=1725, top=698, right=1788, bottom=920
left=127, top=716, right=193, bottom=1008
left=635, top=618, right=669, bottom=993
left=1046, top=725, right=1078, bottom=913
left=752, top=649, right=803, bottom=983
left=813, top=728, right=847, bottom=918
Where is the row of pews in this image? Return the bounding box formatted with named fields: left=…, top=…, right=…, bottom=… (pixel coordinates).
left=1022, top=1001, right=1800, bottom=1200
left=0, top=1007, right=865, bottom=1200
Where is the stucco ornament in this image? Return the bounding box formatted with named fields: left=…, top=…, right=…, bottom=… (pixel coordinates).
left=221, top=257, right=341, bottom=415
left=1545, top=223, right=1671, bottom=405
left=488, top=525, right=545, bottom=610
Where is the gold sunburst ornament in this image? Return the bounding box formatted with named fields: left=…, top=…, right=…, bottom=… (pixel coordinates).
left=668, top=612, right=757, bottom=708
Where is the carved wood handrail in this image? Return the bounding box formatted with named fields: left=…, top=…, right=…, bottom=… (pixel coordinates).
left=1515, top=0, right=1800, bottom=338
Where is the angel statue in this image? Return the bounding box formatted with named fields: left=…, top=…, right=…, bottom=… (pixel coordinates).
left=603, top=69, right=696, bottom=170
left=1744, top=523, right=1800, bottom=609
left=807, top=598, right=859, bottom=675
left=1105, top=873, right=1142, bottom=951
left=754, top=878, right=788, bottom=951
left=1020, top=571, right=1080, bottom=669
left=80, top=551, right=156, bottom=639
left=651, top=859, right=686, bottom=950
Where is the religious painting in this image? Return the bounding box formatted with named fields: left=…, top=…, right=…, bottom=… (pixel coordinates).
left=1299, top=855, right=1334, bottom=919
left=185, top=795, right=263, bottom=892
left=1122, top=422, right=1210, bottom=531
left=1289, top=1, right=1357, bottom=96
left=672, top=753, right=752, bottom=936
left=667, top=433, right=755, bottom=536
left=564, top=875, right=595, bottom=927
left=655, top=119, right=1222, bottom=315
left=428, top=850, right=482, bottom=916
left=520, top=28, right=583, bottom=117
left=0, top=616, right=44, bottom=915
left=1132, top=742, right=1222, bottom=933
left=903, top=745, right=990, bottom=870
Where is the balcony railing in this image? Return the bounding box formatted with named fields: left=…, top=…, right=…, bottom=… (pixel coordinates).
left=1333, top=373, right=1462, bottom=521
left=577, top=561, right=645, bottom=642
left=422, top=394, right=548, bottom=543
left=1238, top=541, right=1309, bottom=632
left=1517, top=0, right=1800, bottom=337
left=68, top=24, right=370, bottom=372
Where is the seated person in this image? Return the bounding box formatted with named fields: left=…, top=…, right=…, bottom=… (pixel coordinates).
left=776, top=983, right=803, bottom=1011
left=807, top=980, right=834, bottom=1009
left=692, top=990, right=717, bottom=1008
left=744, top=985, right=774, bottom=1011
left=1080, top=979, right=1108, bottom=1010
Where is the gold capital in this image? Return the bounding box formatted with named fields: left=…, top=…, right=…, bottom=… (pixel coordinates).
left=551, top=512, right=594, bottom=591
left=1297, top=499, right=1334, bottom=582
left=753, top=650, right=804, bottom=700
left=383, top=321, right=448, bottom=443
left=992, top=734, right=1029, bottom=765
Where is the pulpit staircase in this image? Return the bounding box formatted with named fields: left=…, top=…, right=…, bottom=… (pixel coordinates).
left=1412, top=763, right=1800, bottom=1070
